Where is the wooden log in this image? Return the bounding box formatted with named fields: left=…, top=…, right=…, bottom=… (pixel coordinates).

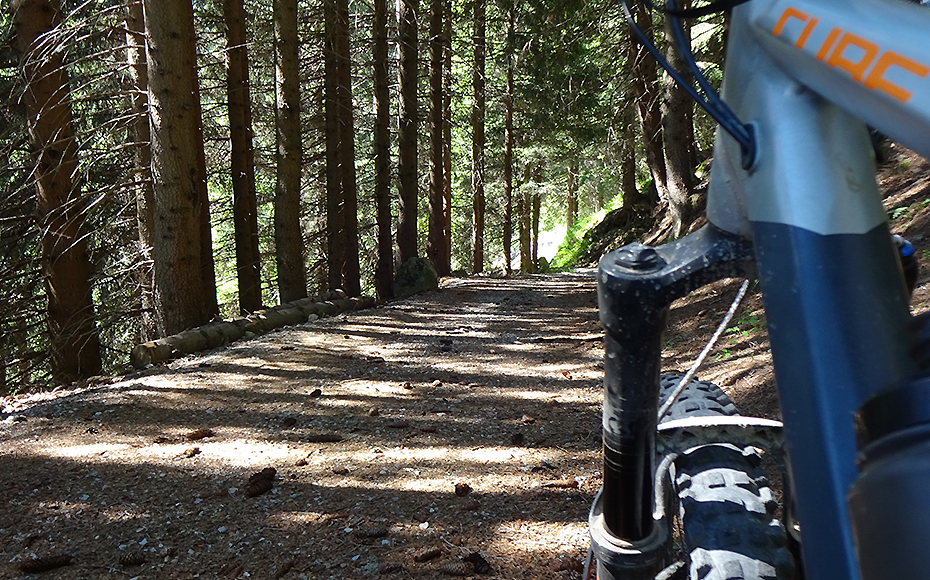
left=130, top=294, right=374, bottom=367
left=275, top=306, right=307, bottom=326
left=163, top=329, right=209, bottom=354
left=199, top=321, right=245, bottom=348
left=130, top=341, right=175, bottom=368
left=352, top=296, right=376, bottom=310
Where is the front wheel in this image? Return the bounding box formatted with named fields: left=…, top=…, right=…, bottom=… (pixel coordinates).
left=659, top=376, right=796, bottom=580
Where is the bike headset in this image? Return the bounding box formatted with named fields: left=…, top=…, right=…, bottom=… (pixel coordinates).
left=622, top=0, right=757, bottom=168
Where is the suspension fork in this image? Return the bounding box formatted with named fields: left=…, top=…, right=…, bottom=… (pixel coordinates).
left=590, top=225, right=754, bottom=578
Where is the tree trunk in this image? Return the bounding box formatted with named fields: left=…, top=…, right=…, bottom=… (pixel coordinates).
left=502, top=1, right=514, bottom=274
left=566, top=161, right=578, bottom=230
left=471, top=0, right=486, bottom=273
left=144, top=0, right=211, bottom=335
left=125, top=0, right=157, bottom=340
left=629, top=4, right=668, bottom=208
left=324, top=0, right=345, bottom=291
left=620, top=104, right=643, bottom=207
left=13, top=0, right=102, bottom=382
left=324, top=0, right=360, bottom=295
left=225, top=0, right=262, bottom=313
left=273, top=0, right=307, bottom=303
left=373, top=0, right=394, bottom=299
left=518, top=174, right=531, bottom=273
left=396, top=0, right=419, bottom=265
left=531, top=192, right=540, bottom=271
left=335, top=0, right=361, bottom=296
left=442, top=0, right=452, bottom=273
left=662, top=13, right=695, bottom=238
left=426, top=0, right=447, bottom=276
left=191, top=4, right=219, bottom=321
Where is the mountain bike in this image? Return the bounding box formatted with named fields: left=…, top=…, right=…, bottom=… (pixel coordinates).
left=585, top=0, right=930, bottom=578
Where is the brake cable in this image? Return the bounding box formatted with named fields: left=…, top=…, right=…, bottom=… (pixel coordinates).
left=658, top=278, right=751, bottom=421
left=622, top=0, right=757, bottom=168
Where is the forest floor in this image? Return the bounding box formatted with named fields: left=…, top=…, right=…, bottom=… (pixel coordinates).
left=1, top=146, right=929, bottom=580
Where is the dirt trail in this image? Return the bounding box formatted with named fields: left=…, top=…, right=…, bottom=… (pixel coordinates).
left=1, top=272, right=616, bottom=579
left=2, top=146, right=928, bottom=580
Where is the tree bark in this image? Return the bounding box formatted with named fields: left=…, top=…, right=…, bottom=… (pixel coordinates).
left=442, top=0, right=452, bottom=273
left=191, top=4, right=219, bottom=321
left=273, top=0, right=308, bottom=303
left=518, top=170, right=531, bottom=273
left=502, top=1, right=515, bottom=274
left=125, top=0, right=156, bottom=340
left=471, top=0, right=486, bottom=273
left=566, top=161, right=578, bottom=230
left=225, top=0, right=263, bottom=313
left=426, top=0, right=447, bottom=276
left=629, top=4, right=668, bottom=209
left=324, top=0, right=360, bottom=295
left=373, top=0, right=394, bottom=299
left=396, top=0, right=419, bottom=265
left=531, top=191, right=540, bottom=271
left=144, top=0, right=212, bottom=335
left=661, top=13, right=695, bottom=237
left=620, top=105, right=643, bottom=207
left=13, top=0, right=102, bottom=382
left=335, top=0, right=361, bottom=296
left=324, top=0, right=345, bottom=291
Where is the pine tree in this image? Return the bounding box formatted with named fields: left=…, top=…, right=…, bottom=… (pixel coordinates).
left=396, top=0, right=419, bottom=265
left=225, top=0, right=263, bottom=312
left=273, top=0, right=308, bottom=302
left=13, top=0, right=102, bottom=382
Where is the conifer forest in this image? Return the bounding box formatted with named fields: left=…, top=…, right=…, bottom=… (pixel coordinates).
left=0, top=0, right=727, bottom=392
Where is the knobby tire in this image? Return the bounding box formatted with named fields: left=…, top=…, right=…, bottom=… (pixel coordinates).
left=658, top=375, right=796, bottom=580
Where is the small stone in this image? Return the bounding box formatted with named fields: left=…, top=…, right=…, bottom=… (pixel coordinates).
left=521, top=415, right=536, bottom=424
left=431, top=380, right=443, bottom=387
left=332, top=465, right=350, bottom=475
left=309, top=388, right=323, bottom=397
left=453, top=482, right=472, bottom=496
left=295, top=458, right=308, bottom=467
left=402, top=382, right=414, bottom=390
left=368, top=406, right=380, bottom=417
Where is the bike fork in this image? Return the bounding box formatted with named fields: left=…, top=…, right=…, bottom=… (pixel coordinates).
left=590, top=225, right=754, bottom=580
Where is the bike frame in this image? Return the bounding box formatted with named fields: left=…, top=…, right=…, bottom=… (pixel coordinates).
left=592, top=0, right=930, bottom=578
left=714, top=0, right=929, bottom=577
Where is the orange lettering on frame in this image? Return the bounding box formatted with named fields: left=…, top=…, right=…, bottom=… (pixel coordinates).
left=815, top=28, right=842, bottom=61
left=864, top=51, right=930, bottom=102
left=772, top=7, right=809, bottom=37
left=795, top=17, right=819, bottom=49
left=827, top=32, right=880, bottom=81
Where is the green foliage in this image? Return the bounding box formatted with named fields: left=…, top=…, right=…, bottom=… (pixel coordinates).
left=549, top=191, right=625, bottom=269
left=726, top=309, right=767, bottom=337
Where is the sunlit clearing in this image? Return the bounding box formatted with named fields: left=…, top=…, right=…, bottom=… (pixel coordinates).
left=192, top=440, right=301, bottom=466
left=496, top=520, right=589, bottom=550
